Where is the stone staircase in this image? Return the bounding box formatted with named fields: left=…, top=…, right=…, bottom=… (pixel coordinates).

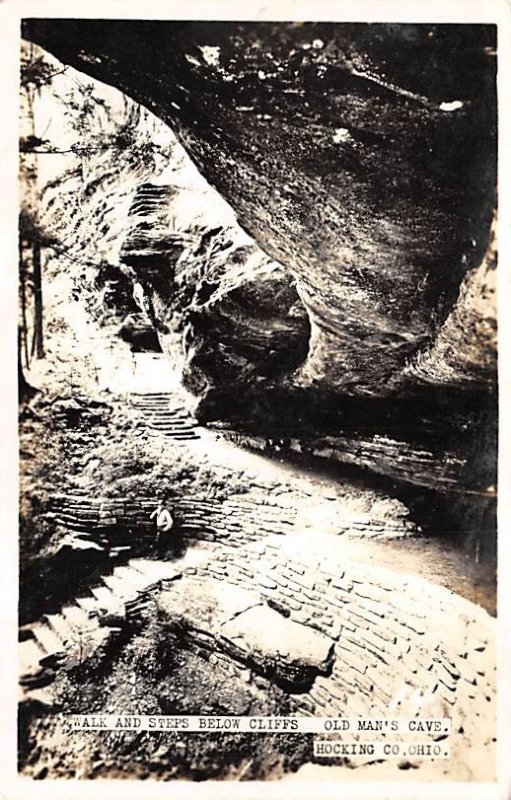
left=129, top=392, right=200, bottom=441
left=19, top=535, right=497, bottom=772
left=19, top=558, right=183, bottom=696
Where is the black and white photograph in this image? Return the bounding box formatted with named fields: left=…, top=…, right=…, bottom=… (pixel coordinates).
left=1, top=1, right=510, bottom=796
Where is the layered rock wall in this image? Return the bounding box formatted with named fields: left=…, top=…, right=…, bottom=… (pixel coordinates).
left=120, top=184, right=310, bottom=397
left=23, top=21, right=497, bottom=398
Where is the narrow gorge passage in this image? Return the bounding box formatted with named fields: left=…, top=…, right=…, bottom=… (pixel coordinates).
left=17, top=21, right=498, bottom=786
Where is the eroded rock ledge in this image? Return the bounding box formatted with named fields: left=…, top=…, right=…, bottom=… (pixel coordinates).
left=23, top=20, right=497, bottom=398
left=120, top=183, right=310, bottom=397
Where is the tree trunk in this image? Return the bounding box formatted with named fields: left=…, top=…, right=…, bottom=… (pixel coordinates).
left=31, top=239, right=44, bottom=359
left=18, top=327, right=36, bottom=402
left=19, top=234, right=30, bottom=370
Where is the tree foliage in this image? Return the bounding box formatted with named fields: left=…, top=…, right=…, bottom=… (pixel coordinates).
left=20, top=44, right=68, bottom=92
left=18, top=41, right=175, bottom=383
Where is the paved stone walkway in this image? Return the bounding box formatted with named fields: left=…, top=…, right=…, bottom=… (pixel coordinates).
left=19, top=353, right=497, bottom=779
left=19, top=534, right=496, bottom=777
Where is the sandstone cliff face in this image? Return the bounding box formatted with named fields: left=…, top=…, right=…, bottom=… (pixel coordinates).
left=115, top=175, right=495, bottom=502
left=120, top=183, right=309, bottom=401
left=23, top=20, right=497, bottom=399
left=20, top=42, right=174, bottom=271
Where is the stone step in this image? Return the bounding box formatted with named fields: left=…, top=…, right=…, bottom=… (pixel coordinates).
left=18, top=686, right=55, bottom=709
left=19, top=670, right=54, bottom=690
left=144, top=414, right=196, bottom=429
left=110, top=545, right=132, bottom=556
left=131, top=399, right=174, bottom=406
left=165, top=430, right=200, bottom=437
left=134, top=401, right=186, bottom=409
left=44, top=613, right=75, bottom=644
left=126, top=595, right=154, bottom=611
left=102, top=573, right=139, bottom=601
left=130, top=392, right=172, bottom=397
left=19, top=624, right=37, bottom=642
left=19, top=638, right=45, bottom=675
left=142, top=426, right=199, bottom=438
left=129, top=559, right=182, bottom=583
left=75, top=596, right=100, bottom=616
left=161, top=434, right=200, bottom=441
left=113, top=565, right=159, bottom=591
left=131, top=395, right=172, bottom=407
left=134, top=407, right=175, bottom=414
left=61, top=604, right=97, bottom=632
left=133, top=405, right=176, bottom=412
left=146, top=418, right=195, bottom=426
left=30, top=623, right=66, bottom=660
left=90, top=585, right=118, bottom=608
left=131, top=393, right=173, bottom=398
left=143, top=415, right=194, bottom=423
left=148, top=429, right=197, bottom=437
left=147, top=425, right=197, bottom=434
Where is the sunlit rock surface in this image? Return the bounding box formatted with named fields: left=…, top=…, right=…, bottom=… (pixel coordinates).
left=158, top=579, right=336, bottom=691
